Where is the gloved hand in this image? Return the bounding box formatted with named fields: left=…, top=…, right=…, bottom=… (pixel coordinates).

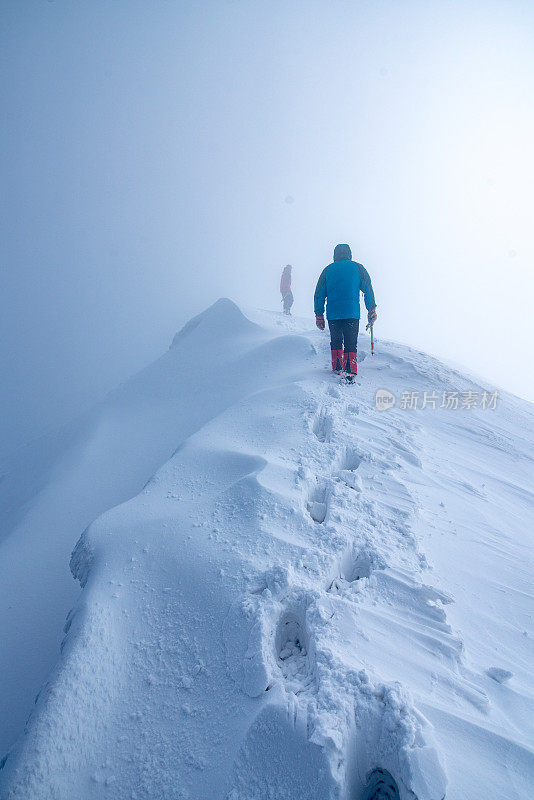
left=367, top=308, right=377, bottom=325
left=315, top=315, right=325, bottom=330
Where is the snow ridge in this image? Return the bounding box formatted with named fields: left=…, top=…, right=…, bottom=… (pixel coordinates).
left=1, top=302, right=533, bottom=800
left=224, top=381, right=448, bottom=800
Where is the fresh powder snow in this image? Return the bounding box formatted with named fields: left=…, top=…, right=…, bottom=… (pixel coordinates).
left=0, top=299, right=532, bottom=799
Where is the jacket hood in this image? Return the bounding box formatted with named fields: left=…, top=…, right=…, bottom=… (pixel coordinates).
left=333, top=243, right=352, bottom=261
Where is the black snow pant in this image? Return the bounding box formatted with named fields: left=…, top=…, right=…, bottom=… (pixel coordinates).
left=328, top=318, right=359, bottom=373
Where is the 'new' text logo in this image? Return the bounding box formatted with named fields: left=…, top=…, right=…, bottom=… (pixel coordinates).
left=375, top=389, right=396, bottom=411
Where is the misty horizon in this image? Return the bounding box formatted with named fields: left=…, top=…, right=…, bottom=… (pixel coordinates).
left=2, top=0, right=533, bottom=461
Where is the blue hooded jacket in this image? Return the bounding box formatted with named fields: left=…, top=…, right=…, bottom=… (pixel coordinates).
left=314, top=244, right=376, bottom=321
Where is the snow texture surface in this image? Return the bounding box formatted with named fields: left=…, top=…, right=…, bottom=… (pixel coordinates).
left=0, top=299, right=533, bottom=800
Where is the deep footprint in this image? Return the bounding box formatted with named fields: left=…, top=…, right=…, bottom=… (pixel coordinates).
left=307, top=481, right=329, bottom=523
left=276, top=613, right=312, bottom=693
left=344, top=549, right=374, bottom=582
left=360, top=768, right=399, bottom=800
left=312, top=408, right=334, bottom=443
left=338, top=446, right=362, bottom=472
left=335, top=447, right=363, bottom=490
left=328, top=547, right=383, bottom=593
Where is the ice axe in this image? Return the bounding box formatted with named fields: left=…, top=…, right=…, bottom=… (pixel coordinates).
left=365, top=321, right=374, bottom=355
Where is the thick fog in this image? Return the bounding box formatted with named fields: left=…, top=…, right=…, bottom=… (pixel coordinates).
left=2, top=0, right=533, bottom=460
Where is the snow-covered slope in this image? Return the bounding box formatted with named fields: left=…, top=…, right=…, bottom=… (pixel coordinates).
left=0, top=300, right=268, bottom=754
left=1, top=300, right=533, bottom=800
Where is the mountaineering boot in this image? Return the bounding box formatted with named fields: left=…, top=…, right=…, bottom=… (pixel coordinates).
left=331, top=349, right=343, bottom=373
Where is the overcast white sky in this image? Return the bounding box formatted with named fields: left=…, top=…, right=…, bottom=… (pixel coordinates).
left=1, top=0, right=533, bottom=459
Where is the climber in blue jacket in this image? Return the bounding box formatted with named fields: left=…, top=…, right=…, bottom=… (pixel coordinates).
left=314, top=243, right=377, bottom=375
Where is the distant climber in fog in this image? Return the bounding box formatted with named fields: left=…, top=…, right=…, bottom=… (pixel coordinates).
left=280, top=264, right=294, bottom=315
